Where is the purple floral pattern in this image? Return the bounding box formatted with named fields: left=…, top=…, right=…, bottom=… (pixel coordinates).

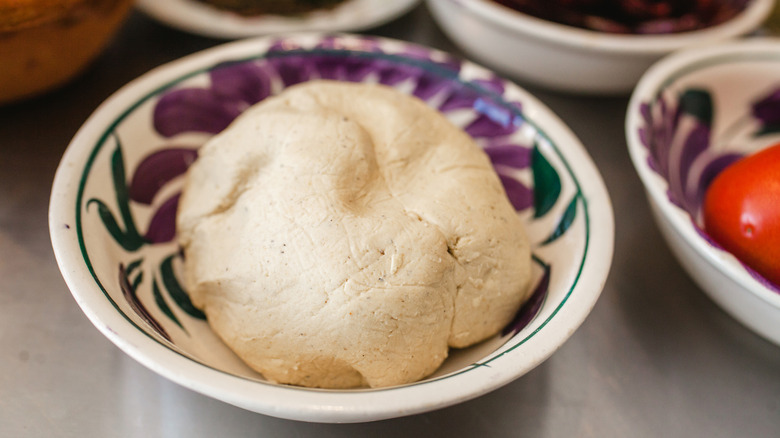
left=154, top=62, right=271, bottom=137
left=752, top=88, right=780, bottom=124
left=752, top=87, right=780, bottom=136
left=639, top=88, right=742, bottom=217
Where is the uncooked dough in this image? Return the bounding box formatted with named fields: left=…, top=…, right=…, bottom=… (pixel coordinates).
left=177, top=80, right=532, bottom=388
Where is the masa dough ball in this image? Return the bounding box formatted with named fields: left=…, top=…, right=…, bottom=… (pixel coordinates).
left=177, top=80, right=532, bottom=388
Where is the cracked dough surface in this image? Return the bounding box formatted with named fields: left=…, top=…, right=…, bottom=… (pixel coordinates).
left=177, top=80, right=532, bottom=388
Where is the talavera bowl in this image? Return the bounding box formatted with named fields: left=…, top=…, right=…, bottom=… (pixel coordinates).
left=50, top=34, right=614, bottom=422
left=426, top=0, right=774, bottom=95
left=627, top=38, right=780, bottom=346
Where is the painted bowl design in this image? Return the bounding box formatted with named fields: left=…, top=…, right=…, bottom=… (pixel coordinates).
left=50, top=34, right=614, bottom=422
left=627, top=38, right=780, bottom=346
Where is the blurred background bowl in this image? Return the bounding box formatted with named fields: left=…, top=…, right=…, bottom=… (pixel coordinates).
left=136, top=0, right=420, bottom=39
left=0, top=0, right=134, bottom=105
left=626, top=38, right=780, bottom=346
left=427, top=0, right=774, bottom=95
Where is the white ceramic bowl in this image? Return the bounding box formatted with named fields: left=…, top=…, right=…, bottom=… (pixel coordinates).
left=427, top=0, right=774, bottom=95
left=50, top=33, right=614, bottom=422
left=627, top=38, right=780, bottom=346
left=137, top=0, right=419, bottom=39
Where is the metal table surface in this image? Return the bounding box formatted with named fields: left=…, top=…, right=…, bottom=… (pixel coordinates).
left=2, top=4, right=779, bottom=437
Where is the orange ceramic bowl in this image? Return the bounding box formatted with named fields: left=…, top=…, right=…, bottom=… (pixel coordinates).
left=0, top=0, right=134, bottom=104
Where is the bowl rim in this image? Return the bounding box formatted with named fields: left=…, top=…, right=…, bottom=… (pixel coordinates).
left=626, top=37, right=780, bottom=311
left=49, top=33, right=615, bottom=423
left=136, top=0, right=420, bottom=39
left=437, top=0, right=775, bottom=54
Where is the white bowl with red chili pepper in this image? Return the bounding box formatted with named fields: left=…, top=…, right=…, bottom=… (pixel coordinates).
left=626, top=38, right=780, bottom=346
left=427, top=0, right=774, bottom=95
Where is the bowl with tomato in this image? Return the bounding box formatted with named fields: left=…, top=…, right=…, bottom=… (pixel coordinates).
left=426, top=0, right=774, bottom=95
left=626, top=38, right=780, bottom=346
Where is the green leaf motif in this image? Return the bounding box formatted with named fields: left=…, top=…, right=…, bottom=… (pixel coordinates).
left=541, top=195, right=578, bottom=245
left=119, top=262, right=170, bottom=342
left=679, top=89, right=713, bottom=126
left=131, top=271, right=143, bottom=292
left=153, top=277, right=184, bottom=330
left=754, top=124, right=780, bottom=137
left=126, top=258, right=143, bottom=275
left=87, top=137, right=146, bottom=252
left=532, top=142, right=561, bottom=218
left=161, top=254, right=206, bottom=320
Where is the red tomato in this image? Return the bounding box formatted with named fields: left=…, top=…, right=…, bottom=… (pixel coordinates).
left=703, top=143, right=780, bottom=286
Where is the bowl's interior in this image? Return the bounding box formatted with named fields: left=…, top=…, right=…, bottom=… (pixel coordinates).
left=632, top=42, right=780, bottom=290
left=53, top=35, right=611, bottom=421
left=480, top=0, right=755, bottom=35
left=77, top=36, right=588, bottom=381
left=450, top=0, right=773, bottom=53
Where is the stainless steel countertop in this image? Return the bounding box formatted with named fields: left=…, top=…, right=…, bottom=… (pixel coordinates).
left=2, top=4, right=779, bottom=437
